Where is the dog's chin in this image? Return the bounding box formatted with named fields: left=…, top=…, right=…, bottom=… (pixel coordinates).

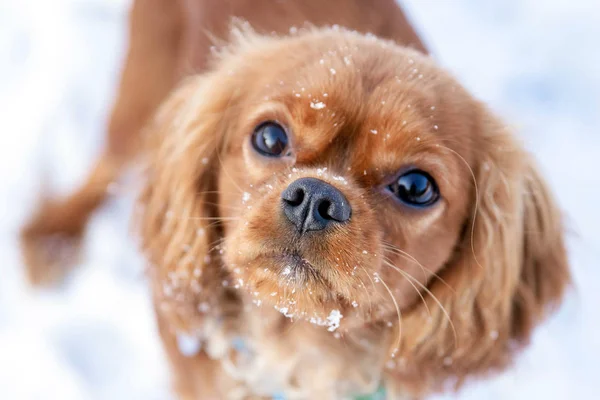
left=225, top=248, right=361, bottom=329
left=269, top=252, right=326, bottom=286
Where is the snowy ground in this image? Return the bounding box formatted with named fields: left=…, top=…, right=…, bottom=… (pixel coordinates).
left=0, top=0, right=598, bottom=399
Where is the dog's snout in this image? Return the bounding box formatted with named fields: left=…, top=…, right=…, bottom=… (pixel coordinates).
left=281, top=177, right=351, bottom=232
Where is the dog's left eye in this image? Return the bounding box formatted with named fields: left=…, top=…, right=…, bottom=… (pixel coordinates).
left=388, top=170, right=439, bottom=207
left=251, top=122, right=289, bottom=157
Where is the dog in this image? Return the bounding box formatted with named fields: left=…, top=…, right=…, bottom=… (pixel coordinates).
left=21, top=1, right=570, bottom=398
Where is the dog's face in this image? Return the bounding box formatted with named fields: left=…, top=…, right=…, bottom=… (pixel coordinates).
left=216, top=33, right=474, bottom=327
left=140, top=26, right=569, bottom=388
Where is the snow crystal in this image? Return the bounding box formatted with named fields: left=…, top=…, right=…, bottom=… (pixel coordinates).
left=310, top=101, right=326, bottom=110
left=176, top=333, right=202, bottom=357
left=198, top=302, right=210, bottom=313
left=242, top=192, right=251, bottom=203
left=275, top=305, right=295, bottom=319
left=326, top=310, right=343, bottom=332
left=332, top=176, right=348, bottom=185
left=373, top=272, right=381, bottom=283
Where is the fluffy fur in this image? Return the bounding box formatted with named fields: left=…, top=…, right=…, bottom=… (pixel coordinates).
left=21, top=1, right=569, bottom=399
left=138, top=25, right=570, bottom=398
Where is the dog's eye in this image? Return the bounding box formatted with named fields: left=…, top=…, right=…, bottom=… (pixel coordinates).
left=388, top=170, right=439, bottom=207
left=251, top=122, right=289, bottom=157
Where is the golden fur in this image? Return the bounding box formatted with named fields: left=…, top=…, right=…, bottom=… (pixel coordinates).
left=20, top=1, right=569, bottom=399
left=138, top=25, right=570, bottom=398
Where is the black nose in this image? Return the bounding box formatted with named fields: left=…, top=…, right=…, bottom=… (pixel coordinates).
left=281, top=177, right=351, bottom=232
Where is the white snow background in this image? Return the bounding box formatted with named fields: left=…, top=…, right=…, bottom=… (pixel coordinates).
left=0, top=0, right=598, bottom=399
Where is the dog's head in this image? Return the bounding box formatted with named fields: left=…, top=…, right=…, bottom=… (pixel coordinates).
left=138, top=25, right=569, bottom=391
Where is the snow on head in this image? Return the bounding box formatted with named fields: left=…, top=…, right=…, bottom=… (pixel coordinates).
left=242, top=192, right=251, bottom=203
left=326, top=310, right=343, bottom=332
left=310, top=100, right=326, bottom=110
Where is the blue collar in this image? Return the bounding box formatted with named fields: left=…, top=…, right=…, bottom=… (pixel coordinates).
left=272, top=385, right=386, bottom=400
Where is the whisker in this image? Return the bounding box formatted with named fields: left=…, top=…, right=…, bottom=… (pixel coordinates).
left=377, top=274, right=402, bottom=356
left=385, top=260, right=458, bottom=348
left=355, top=273, right=373, bottom=316
left=201, top=201, right=245, bottom=211
left=381, top=243, right=455, bottom=294
left=382, top=257, right=430, bottom=316
left=177, top=216, right=240, bottom=221
left=195, top=190, right=243, bottom=195
left=207, top=238, right=227, bottom=254
left=381, top=242, right=428, bottom=281
left=359, top=266, right=377, bottom=293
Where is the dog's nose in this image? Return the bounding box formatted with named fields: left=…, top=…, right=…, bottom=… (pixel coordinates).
left=281, top=177, right=351, bottom=232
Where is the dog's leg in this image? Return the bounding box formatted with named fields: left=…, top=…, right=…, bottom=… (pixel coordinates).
left=20, top=0, right=183, bottom=286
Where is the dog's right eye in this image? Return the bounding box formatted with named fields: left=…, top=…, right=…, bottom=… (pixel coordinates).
left=251, top=122, right=289, bottom=157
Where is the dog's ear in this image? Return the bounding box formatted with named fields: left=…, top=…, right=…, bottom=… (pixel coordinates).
left=393, top=106, right=570, bottom=391
left=463, top=107, right=571, bottom=348
left=509, top=153, right=571, bottom=339
left=136, top=69, right=243, bottom=331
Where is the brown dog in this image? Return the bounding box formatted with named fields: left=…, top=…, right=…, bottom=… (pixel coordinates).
left=20, top=0, right=426, bottom=286
left=21, top=1, right=569, bottom=399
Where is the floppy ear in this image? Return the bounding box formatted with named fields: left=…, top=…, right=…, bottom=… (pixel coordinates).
left=509, top=152, right=571, bottom=339
left=466, top=108, right=571, bottom=347
left=135, top=70, right=243, bottom=332
left=393, top=106, right=570, bottom=392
